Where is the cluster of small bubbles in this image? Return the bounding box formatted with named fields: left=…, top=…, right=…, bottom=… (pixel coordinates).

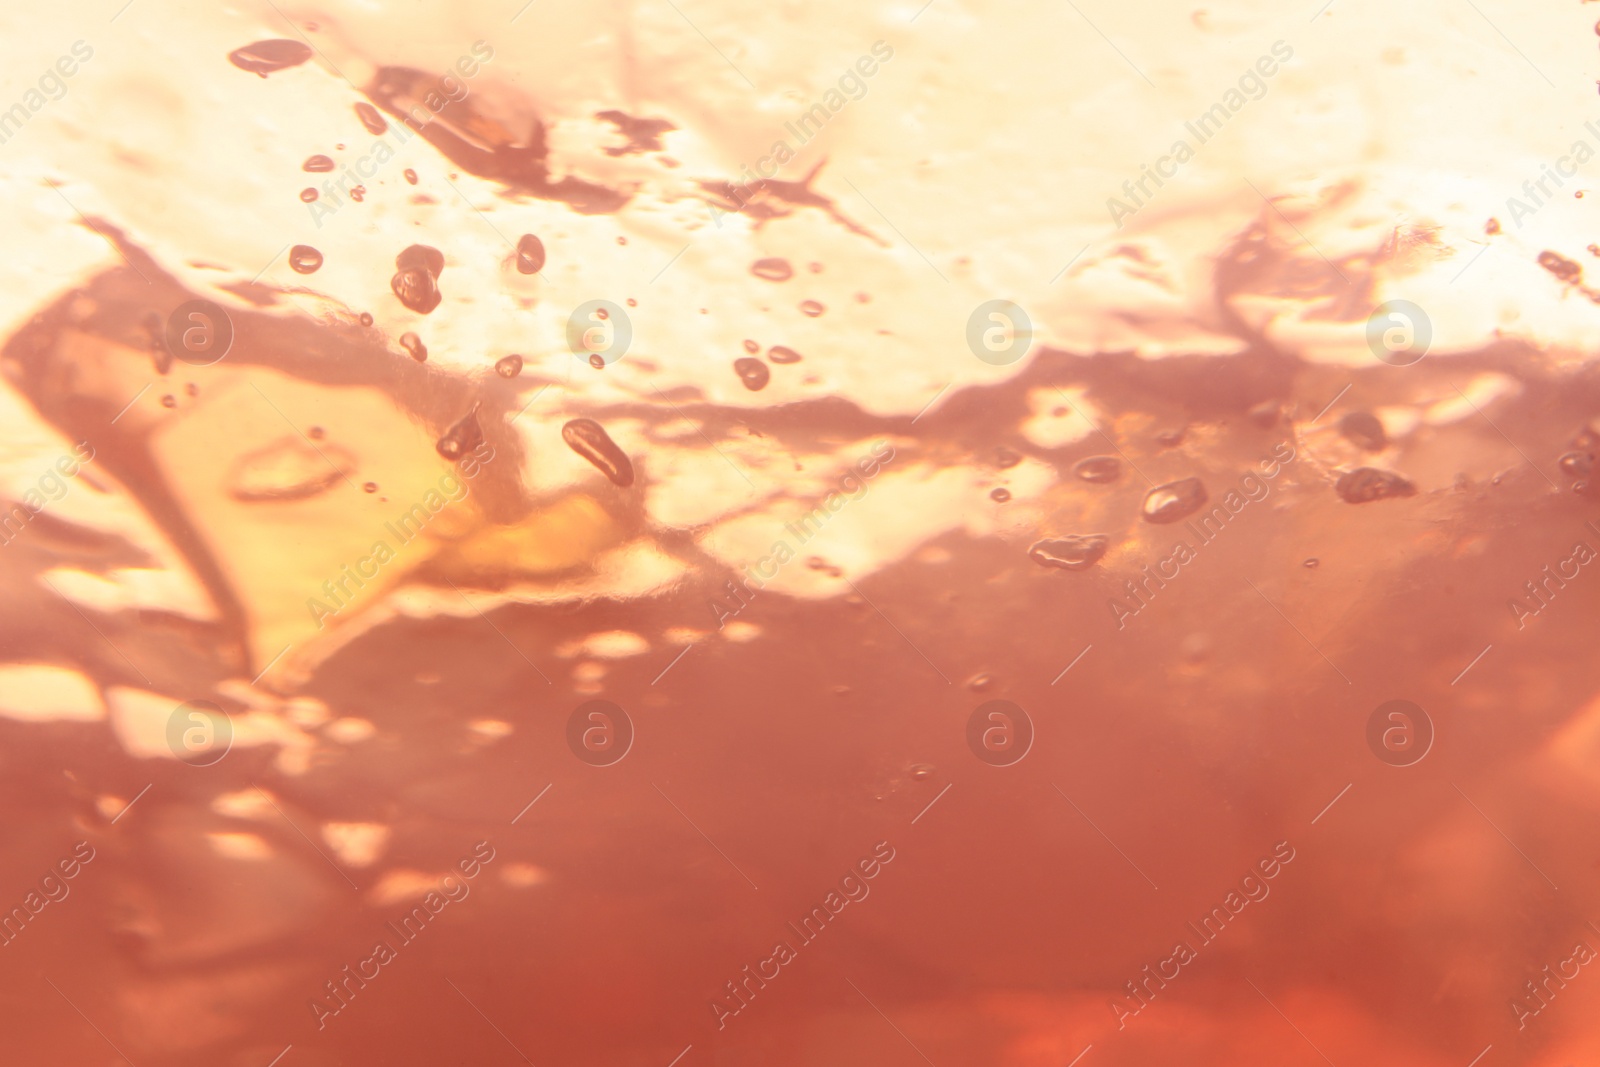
left=800, top=300, right=825, bottom=317
left=288, top=245, right=323, bottom=274
left=303, top=155, right=334, bottom=173
left=299, top=188, right=318, bottom=202
left=391, top=269, right=439, bottom=313
left=400, top=332, right=426, bottom=361
left=1539, top=250, right=1582, bottom=284
left=990, top=487, right=1011, bottom=503
left=354, top=102, right=388, bottom=135
left=733, top=357, right=770, bottom=391
left=751, top=257, right=792, bottom=282
left=494, top=354, right=523, bottom=378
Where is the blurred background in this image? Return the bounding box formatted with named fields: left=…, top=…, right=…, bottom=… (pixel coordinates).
left=2, top=1, right=1600, bottom=1064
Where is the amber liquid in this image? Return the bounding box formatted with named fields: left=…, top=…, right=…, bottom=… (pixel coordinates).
left=3, top=4, right=1600, bottom=1066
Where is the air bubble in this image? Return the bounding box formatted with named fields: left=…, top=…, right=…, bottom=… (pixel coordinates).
left=1142, top=478, right=1207, bottom=523
left=228, top=39, right=313, bottom=77
left=436, top=408, right=484, bottom=461
left=289, top=245, right=323, bottom=274
left=751, top=257, right=793, bottom=282
left=734, top=358, right=770, bottom=391
left=1335, top=468, right=1416, bottom=504
left=1073, top=456, right=1120, bottom=483
left=516, top=234, right=546, bottom=275
left=562, top=418, right=634, bottom=487
left=1028, top=535, right=1110, bottom=571
left=354, top=102, right=388, bottom=135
